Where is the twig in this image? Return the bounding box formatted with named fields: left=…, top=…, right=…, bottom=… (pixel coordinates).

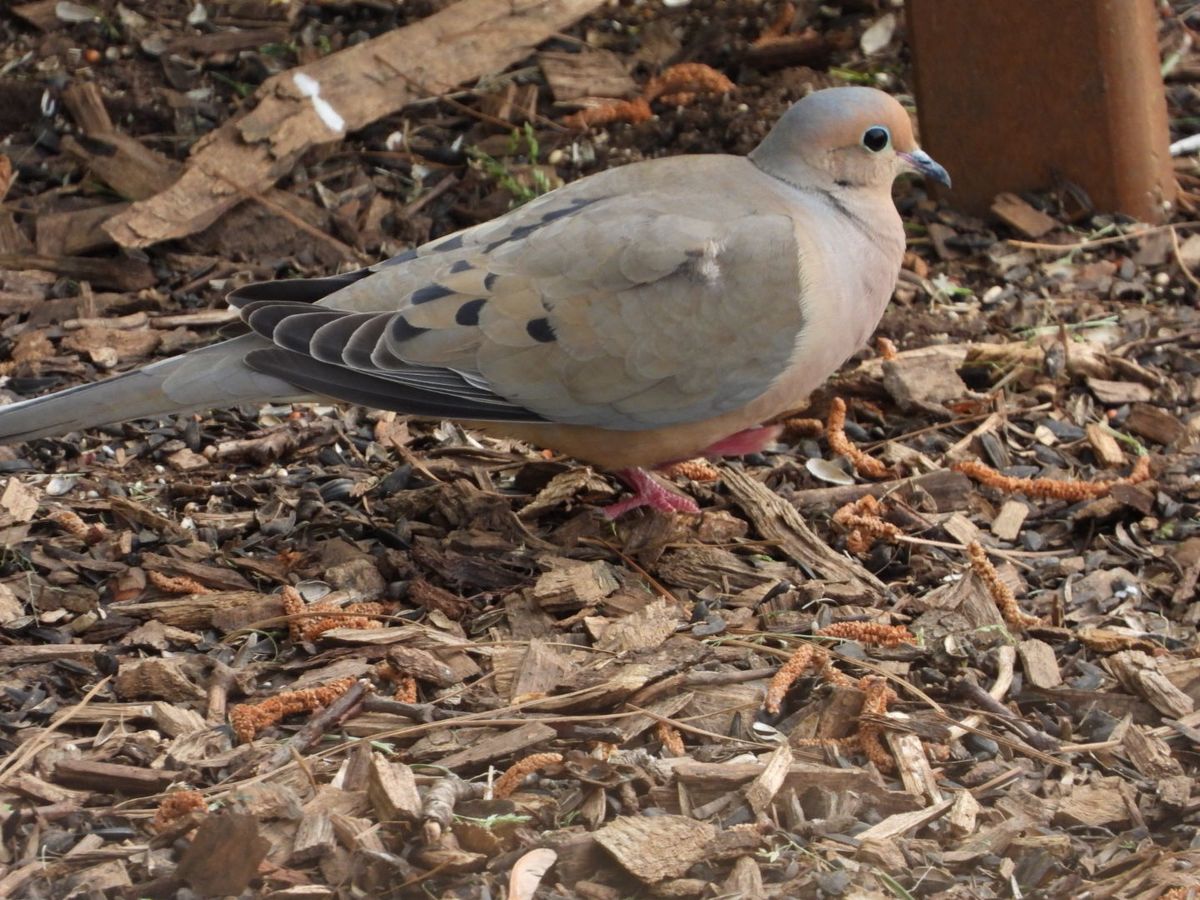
left=1170, top=224, right=1200, bottom=294
left=1007, top=220, right=1200, bottom=252
left=202, top=165, right=371, bottom=265
left=954, top=676, right=1059, bottom=751
left=0, top=676, right=112, bottom=783
left=945, top=645, right=1014, bottom=744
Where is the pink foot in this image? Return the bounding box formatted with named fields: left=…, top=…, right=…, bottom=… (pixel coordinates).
left=602, top=467, right=700, bottom=519
left=700, top=425, right=782, bottom=458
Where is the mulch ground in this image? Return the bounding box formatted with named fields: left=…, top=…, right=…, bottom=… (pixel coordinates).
left=1, top=1, right=1199, bottom=898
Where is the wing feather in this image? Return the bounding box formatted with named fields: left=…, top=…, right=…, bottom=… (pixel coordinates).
left=234, top=155, right=807, bottom=431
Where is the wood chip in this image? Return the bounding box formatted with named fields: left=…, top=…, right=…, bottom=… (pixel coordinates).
left=175, top=812, right=270, bottom=896
left=943, top=512, right=985, bottom=547
left=433, top=721, right=556, bottom=771
left=1052, top=778, right=1130, bottom=827
left=947, top=790, right=980, bottom=836
left=1126, top=402, right=1184, bottom=446
left=593, top=815, right=716, bottom=883
left=368, top=755, right=423, bottom=822
left=52, top=758, right=180, bottom=795
left=885, top=713, right=944, bottom=802
left=722, top=468, right=888, bottom=602
left=1106, top=650, right=1194, bottom=718
left=1017, top=638, right=1062, bottom=689
left=990, top=191, right=1059, bottom=238
left=539, top=49, right=637, bottom=102
left=1121, top=725, right=1184, bottom=779
left=744, top=742, right=793, bottom=815
left=595, top=597, right=682, bottom=653
left=989, top=500, right=1029, bottom=541
left=855, top=797, right=955, bottom=842
left=1086, top=378, right=1154, bottom=405
left=1086, top=422, right=1126, bottom=467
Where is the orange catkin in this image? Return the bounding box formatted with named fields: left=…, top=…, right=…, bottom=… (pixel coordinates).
left=954, top=455, right=1150, bottom=501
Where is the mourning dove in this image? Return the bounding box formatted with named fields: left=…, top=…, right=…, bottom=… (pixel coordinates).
left=0, top=87, right=947, bottom=516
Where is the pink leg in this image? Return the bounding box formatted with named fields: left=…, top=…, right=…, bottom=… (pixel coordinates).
left=699, top=425, right=782, bottom=458
left=602, top=467, right=700, bottom=519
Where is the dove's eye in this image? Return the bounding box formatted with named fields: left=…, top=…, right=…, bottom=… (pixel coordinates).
left=861, top=126, right=890, bottom=153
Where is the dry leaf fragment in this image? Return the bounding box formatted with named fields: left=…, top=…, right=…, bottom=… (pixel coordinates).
left=656, top=721, right=686, bottom=756
left=509, top=848, right=558, bottom=900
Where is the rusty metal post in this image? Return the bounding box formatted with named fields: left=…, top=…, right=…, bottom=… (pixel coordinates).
left=905, top=0, right=1175, bottom=223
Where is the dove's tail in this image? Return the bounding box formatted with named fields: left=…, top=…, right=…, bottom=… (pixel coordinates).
left=0, top=336, right=308, bottom=444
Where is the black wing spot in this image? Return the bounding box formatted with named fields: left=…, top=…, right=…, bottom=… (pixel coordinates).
left=526, top=317, right=555, bottom=343
left=455, top=298, right=487, bottom=326
left=449, top=259, right=473, bottom=273
left=378, top=247, right=418, bottom=268
left=410, top=284, right=455, bottom=305
left=483, top=272, right=499, bottom=291
left=540, top=196, right=603, bottom=223
left=483, top=222, right=540, bottom=253
left=391, top=314, right=429, bottom=341
left=433, top=233, right=464, bottom=252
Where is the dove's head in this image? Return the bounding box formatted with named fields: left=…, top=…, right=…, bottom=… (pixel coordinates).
left=750, top=86, right=950, bottom=194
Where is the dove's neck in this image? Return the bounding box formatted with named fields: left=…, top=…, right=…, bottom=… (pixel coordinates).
left=773, top=172, right=907, bottom=394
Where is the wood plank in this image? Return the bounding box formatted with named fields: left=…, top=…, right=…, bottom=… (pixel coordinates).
left=907, top=0, right=1174, bottom=222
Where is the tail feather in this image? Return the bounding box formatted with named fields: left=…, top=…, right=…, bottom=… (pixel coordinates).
left=0, top=336, right=307, bottom=444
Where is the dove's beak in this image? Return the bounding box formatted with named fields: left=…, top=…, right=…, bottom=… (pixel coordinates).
left=901, top=149, right=951, bottom=188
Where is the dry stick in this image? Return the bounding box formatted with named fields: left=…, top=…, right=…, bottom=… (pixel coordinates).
left=361, top=694, right=469, bottom=722
left=1008, top=219, right=1200, bottom=252
left=628, top=666, right=779, bottom=706
left=945, top=645, right=1014, bottom=746
left=864, top=403, right=1054, bottom=451
left=202, top=165, right=371, bottom=265
left=260, top=678, right=373, bottom=772
left=376, top=58, right=567, bottom=133
left=205, top=660, right=238, bottom=726
left=400, top=172, right=459, bottom=219
left=1170, top=224, right=1200, bottom=293
left=627, top=705, right=770, bottom=747
left=580, top=537, right=679, bottom=602
left=954, top=677, right=1060, bottom=751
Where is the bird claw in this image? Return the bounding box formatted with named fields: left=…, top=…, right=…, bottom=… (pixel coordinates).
left=602, top=467, right=700, bottom=519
